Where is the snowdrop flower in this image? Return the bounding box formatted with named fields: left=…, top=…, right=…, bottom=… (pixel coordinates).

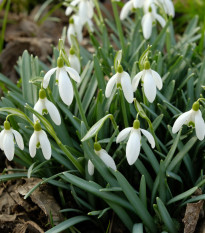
left=0, top=121, right=24, bottom=161
left=88, top=143, right=117, bottom=176
left=43, top=57, right=81, bottom=106
left=67, top=16, right=83, bottom=45
left=105, top=65, right=133, bottom=103
left=120, top=0, right=144, bottom=20
left=141, top=4, right=166, bottom=39
left=29, top=122, right=51, bottom=160
left=116, top=120, right=155, bottom=165
left=68, top=48, right=81, bottom=74
left=155, top=0, right=175, bottom=17
left=132, top=61, right=163, bottom=103
left=65, top=0, right=94, bottom=23
left=33, top=89, right=61, bottom=125
left=172, top=101, right=205, bottom=141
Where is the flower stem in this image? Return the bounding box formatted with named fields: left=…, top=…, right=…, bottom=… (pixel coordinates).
left=119, top=89, right=129, bottom=128
left=72, top=80, right=89, bottom=129
left=57, top=140, right=84, bottom=175
left=111, top=1, right=125, bottom=52
left=93, top=0, right=104, bottom=25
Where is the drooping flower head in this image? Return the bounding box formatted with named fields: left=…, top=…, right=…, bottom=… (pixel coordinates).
left=29, top=122, right=51, bottom=160
left=120, top=0, right=144, bottom=20
left=172, top=101, right=205, bottom=141
left=88, top=142, right=117, bottom=176
left=132, top=61, right=163, bottom=103
left=43, top=57, right=81, bottom=106
left=116, top=119, right=155, bottom=165
left=105, top=65, right=133, bottom=103
left=69, top=47, right=81, bottom=74
left=67, top=16, right=83, bottom=45
left=33, top=89, right=61, bottom=125
left=0, top=120, right=24, bottom=161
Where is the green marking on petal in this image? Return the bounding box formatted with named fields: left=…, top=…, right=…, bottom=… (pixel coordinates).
left=42, top=109, right=48, bottom=115
left=188, top=121, right=195, bottom=127
left=36, top=142, right=40, bottom=148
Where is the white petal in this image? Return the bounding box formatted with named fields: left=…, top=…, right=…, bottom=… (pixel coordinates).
left=59, top=69, right=74, bottom=106
left=64, top=66, right=81, bottom=83
left=142, top=13, right=153, bottom=39
left=132, top=71, right=144, bottom=91
left=121, top=72, right=134, bottom=103
left=105, top=73, right=118, bottom=98
left=87, top=0, right=94, bottom=18
left=65, top=0, right=80, bottom=16
left=79, top=1, right=88, bottom=24
left=88, top=160, right=94, bottom=176
left=73, top=15, right=83, bottom=43
left=45, top=98, right=61, bottom=125
left=33, top=99, right=44, bottom=123
left=194, top=110, right=205, bottom=141
left=39, top=130, right=51, bottom=160
left=120, top=1, right=133, bottom=20
left=0, top=130, right=5, bottom=150
left=140, top=129, right=155, bottom=148
left=133, top=0, right=144, bottom=8
left=164, top=0, right=175, bottom=17
left=155, top=14, right=166, bottom=28
left=69, top=54, right=81, bottom=74
left=126, top=130, right=141, bottom=165
left=43, top=68, right=57, bottom=89
left=172, top=110, right=192, bottom=134
left=3, top=131, right=14, bottom=161
left=29, top=132, right=38, bottom=158
left=99, top=149, right=117, bottom=170
left=67, top=24, right=75, bottom=45
left=151, top=70, right=163, bottom=90
left=116, top=127, right=132, bottom=143
left=12, top=129, right=24, bottom=150
left=143, top=70, right=156, bottom=103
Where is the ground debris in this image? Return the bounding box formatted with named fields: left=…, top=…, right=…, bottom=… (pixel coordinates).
left=183, top=188, right=204, bottom=233
left=0, top=178, right=63, bottom=233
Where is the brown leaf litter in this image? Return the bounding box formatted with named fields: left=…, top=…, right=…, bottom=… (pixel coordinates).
left=0, top=178, right=63, bottom=233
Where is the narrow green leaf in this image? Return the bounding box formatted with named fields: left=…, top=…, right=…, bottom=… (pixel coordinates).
left=112, top=170, right=157, bottom=233
left=45, top=216, right=90, bottom=233
left=167, top=187, right=198, bottom=205
left=139, top=175, right=147, bottom=208
left=157, top=197, right=177, bottom=233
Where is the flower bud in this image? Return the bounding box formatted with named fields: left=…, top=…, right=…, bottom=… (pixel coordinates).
left=4, top=121, right=10, bottom=130
left=144, top=61, right=150, bottom=70
left=34, top=122, right=42, bottom=131
left=57, top=57, right=64, bottom=68
left=39, top=89, right=46, bottom=99
left=133, top=120, right=140, bottom=129
left=94, top=142, right=101, bottom=151
left=192, top=101, right=200, bottom=111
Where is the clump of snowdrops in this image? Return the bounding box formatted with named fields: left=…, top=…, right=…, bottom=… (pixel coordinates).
left=0, top=0, right=205, bottom=232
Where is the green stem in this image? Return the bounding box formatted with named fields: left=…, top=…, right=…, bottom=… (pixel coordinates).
left=57, top=141, right=84, bottom=175
left=93, top=0, right=104, bottom=25
left=119, top=89, right=129, bottom=128
left=72, top=80, right=89, bottom=129
left=111, top=1, right=125, bottom=52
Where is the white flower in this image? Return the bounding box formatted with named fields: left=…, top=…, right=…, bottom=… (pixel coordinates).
left=29, top=122, right=51, bottom=160
left=155, top=0, right=175, bottom=17
left=105, top=65, right=133, bottom=103
left=33, top=89, right=61, bottom=125
left=120, top=0, right=144, bottom=20
left=88, top=143, right=116, bottom=176
left=69, top=48, right=81, bottom=74
left=0, top=121, right=24, bottom=161
left=132, top=61, right=163, bottom=103
left=67, top=15, right=83, bottom=45
left=65, top=0, right=81, bottom=16
left=116, top=120, right=155, bottom=165
left=141, top=4, right=166, bottom=39
left=43, top=57, right=81, bottom=106
left=172, top=102, right=205, bottom=141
